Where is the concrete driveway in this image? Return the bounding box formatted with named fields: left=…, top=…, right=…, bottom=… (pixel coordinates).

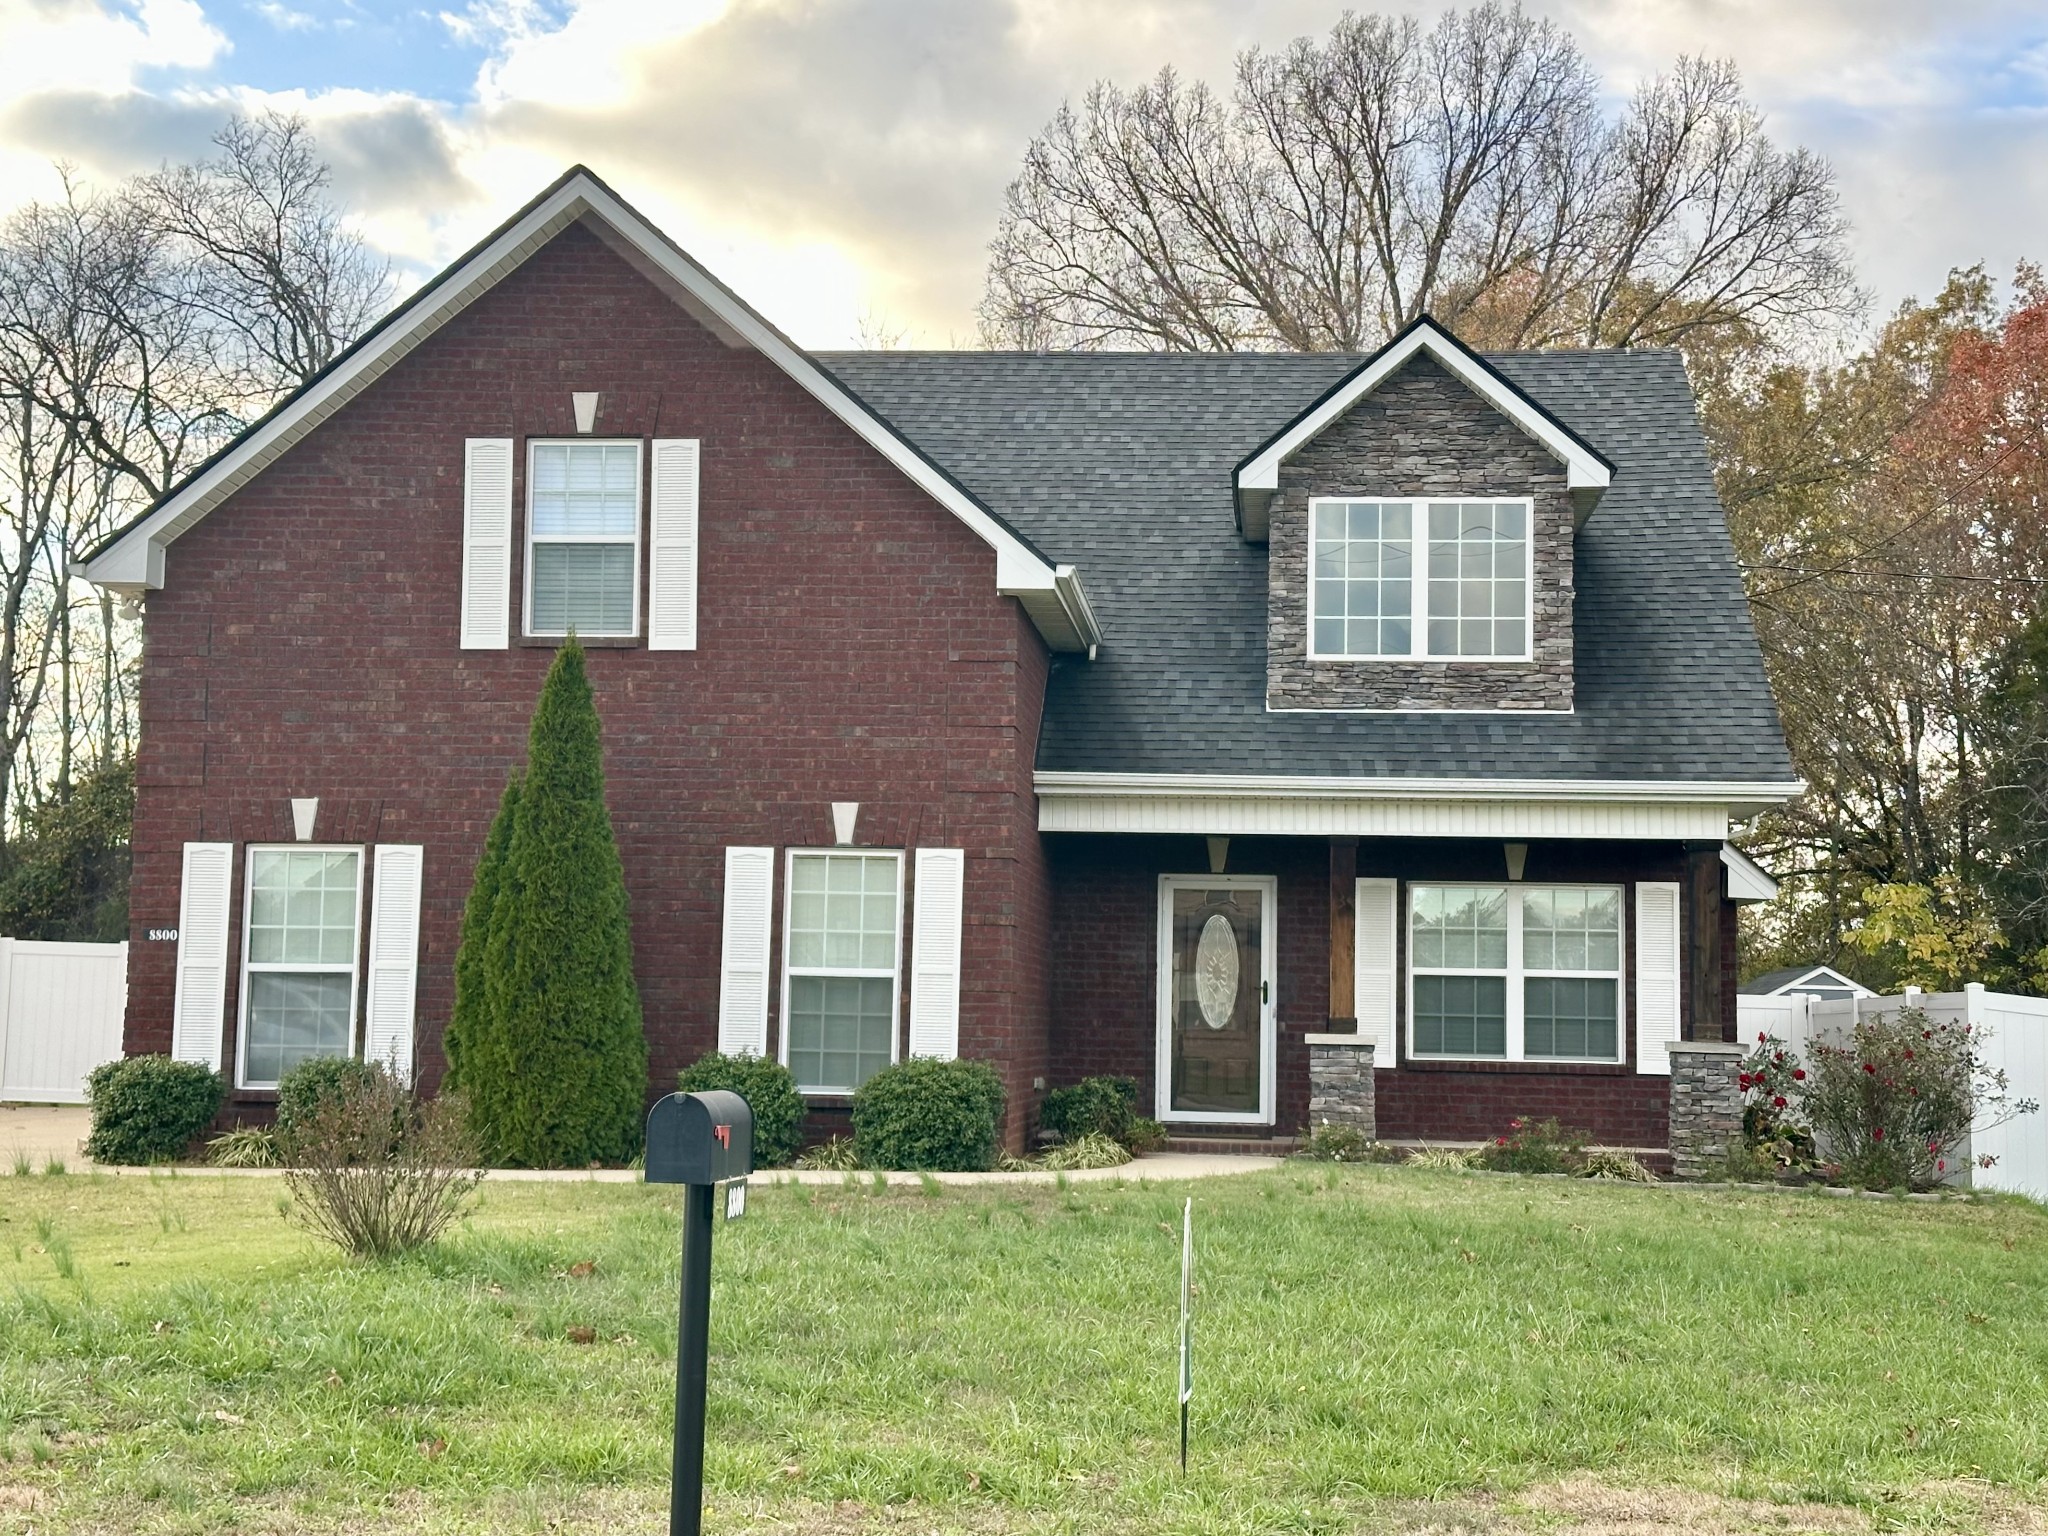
left=0, top=1103, right=91, bottom=1170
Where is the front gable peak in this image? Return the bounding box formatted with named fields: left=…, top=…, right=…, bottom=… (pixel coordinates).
left=1233, top=316, right=1613, bottom=542
left=79, top=166, right=1099, bottom=654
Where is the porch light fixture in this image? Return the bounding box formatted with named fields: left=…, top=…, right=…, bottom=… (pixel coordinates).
left=831, top=802, right=859, bottom=846
left=1504, top=842, right=1528, bottom=881
left=1206, top=836, right=1229, bottom=874
left=572, top=392, right=600, bottom=433
left=291, top=798, right=319, bottom=842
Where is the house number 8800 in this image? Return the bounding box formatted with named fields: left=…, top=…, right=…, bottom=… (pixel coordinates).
left=147, top=928, right=178, bottom=942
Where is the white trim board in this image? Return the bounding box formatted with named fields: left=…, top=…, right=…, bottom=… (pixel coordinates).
left=77, top=167, right=1100, bottom=656
left=1035, top=770, right=1804, bottom=837
left=1721, top=844, right=1780, bottom=903
left=1234, top=317, right=1613, bottom=540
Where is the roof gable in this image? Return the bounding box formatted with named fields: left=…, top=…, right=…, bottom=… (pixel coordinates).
left=1232, top=316, right=1614, bottom=540
left=78, top=167, right=1099, bottom=653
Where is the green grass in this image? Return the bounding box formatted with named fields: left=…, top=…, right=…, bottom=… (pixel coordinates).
left=0, top=1167, right=2045, bottom=1534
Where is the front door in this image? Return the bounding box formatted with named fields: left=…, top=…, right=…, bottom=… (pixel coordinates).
left=1155, top=876, right=1276, bottom=1124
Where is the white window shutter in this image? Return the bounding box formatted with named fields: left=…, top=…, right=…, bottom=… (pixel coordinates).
left=718, top=847, right=773, bottom=1055
left=1354, top=877, right=1398, bottom=1063
left=908, top=848, right=965, bottom=1059
left=461, top=438, right=514, bottom=649
left=172, top=842, right=234, bottom=1072
left=1636, top=881, right=1681, bottom=1075
left=364, top=845, right=425, bottom=1083
left=647, top=438, right=700, bottom=651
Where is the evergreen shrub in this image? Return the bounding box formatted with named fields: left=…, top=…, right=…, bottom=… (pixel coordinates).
left=1039, top=1075, right=1137, bottom=1145
left=84, top=1055, right=224, bottom=1164
left=452, top=639, right=648, bottom=1166
left=677, top=1052, right=805, bottom=1167
left=852, top=1058, right=1006, bottom=1171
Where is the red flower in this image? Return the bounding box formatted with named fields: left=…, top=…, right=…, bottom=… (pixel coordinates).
left=1872, top=1128, right=1885, bottom=1141
left=1772, top=1096, right=1788, bottom=1109
left=1937, top=1160, right=1946, bottom=1173
left=1758, top=1031, right=1768, bottom=1043
left=1863, top=1063, right=1877, bottom=1074
left=1773, top=1052, right=1785, bottom=1065
left=1922, top=1030, right=1932, bottom=1040
left=1903, top=1049, right=1914, bottom=1061
left=1793, top=1069, right=1807, bottom=1081
left=1495, top=1136, right=1508, bottom=1147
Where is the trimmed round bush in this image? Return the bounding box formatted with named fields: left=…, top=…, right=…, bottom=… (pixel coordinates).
left=677, top=1052, right=805, bottom=1168
left=852, top=1058, right=1007, bottom=1171
left=1039, top=1075, right=1138, bottom=1145
left=275, top=1056, right=381, bottom=1145
left=84, top=1055, right=225, bottom=1164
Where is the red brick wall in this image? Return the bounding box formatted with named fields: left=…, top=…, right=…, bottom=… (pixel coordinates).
left=1047, top=833, right=1681, bottom=1146
left=127, top=222, right=1052, bottom=1144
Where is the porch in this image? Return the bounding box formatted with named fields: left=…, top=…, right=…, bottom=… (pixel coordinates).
left=1043, top=832, right=1742, bottom=1152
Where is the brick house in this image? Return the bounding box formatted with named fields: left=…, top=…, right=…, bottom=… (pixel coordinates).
left=81, top=168, right=1799, bottom=1153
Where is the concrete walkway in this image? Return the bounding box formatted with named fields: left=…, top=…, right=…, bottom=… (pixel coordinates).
left=0, top=1104, right=1280, bottom=1184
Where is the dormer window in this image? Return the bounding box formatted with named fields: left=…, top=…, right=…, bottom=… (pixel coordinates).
left=1307, top=497, right=1529, bottom=662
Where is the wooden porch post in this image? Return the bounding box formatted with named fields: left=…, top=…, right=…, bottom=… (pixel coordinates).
left=1681, top=841, right=1726, bottom=1042
left=1327, top=836, right=1358, bottom=1029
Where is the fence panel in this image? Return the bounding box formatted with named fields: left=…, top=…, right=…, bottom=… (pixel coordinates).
left=0, top=939, right=129, bottom=1103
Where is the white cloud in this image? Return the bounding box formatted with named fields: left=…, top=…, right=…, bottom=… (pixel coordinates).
left=2, top=0, right=2047, bottom=345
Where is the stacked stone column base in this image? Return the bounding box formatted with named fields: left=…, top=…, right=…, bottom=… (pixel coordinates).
left=1668, top=1040, right=1745, bottom=1178
left=1305, top=1034, right=1377, bottom=1141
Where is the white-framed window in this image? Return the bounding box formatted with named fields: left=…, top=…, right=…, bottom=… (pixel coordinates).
left=1408, top=883, right=1624, bottom=1063
left=1308, top=497, right=1531, bottom=661
left=780, top=849, right=904, bottom=1094
left=237, top=846, right=364, bottom=1089
left=526, top=439, right=642, bottom=638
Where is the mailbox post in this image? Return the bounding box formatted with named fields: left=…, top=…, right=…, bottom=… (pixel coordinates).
left=645, top=1090, right=754, bottom=1536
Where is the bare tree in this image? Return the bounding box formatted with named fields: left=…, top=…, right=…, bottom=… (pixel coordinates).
left=980, top=5, right=1858, bottom=353
left=0, top=113, right=387, bottom=877
left=132, top=112, right=391, bottom=392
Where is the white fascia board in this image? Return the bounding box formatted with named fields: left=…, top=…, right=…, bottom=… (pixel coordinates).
left=1720, top=844, right=1780, bottom=902
left=1235, top=320, right=1612, bottom=496
left=1034, top=770, right=1805, bottom=808
left=78, top=170, right=1098, bottom=654
left=1033, top=771, right=1805, bottom=837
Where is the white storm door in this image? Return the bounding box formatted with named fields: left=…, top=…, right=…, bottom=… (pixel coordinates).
left=1154, top=874, right=1277, bottom=1126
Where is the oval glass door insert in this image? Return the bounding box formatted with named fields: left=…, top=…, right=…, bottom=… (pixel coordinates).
left=1195, top=912, right=1240, bottom=1029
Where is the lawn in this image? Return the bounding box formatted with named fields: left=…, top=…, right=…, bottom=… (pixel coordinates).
left=2, top=1166, right=2046, bottom=1535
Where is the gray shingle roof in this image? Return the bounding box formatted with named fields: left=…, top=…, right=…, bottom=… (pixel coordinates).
left=816, top=347, right=1795, bottom=785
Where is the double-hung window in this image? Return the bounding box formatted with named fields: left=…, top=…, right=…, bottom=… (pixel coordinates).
left=527, top=440, right=641, bottom=637
left=239, top=847, right=363, bottom=1088
left=1409, top=883, right=1623, bottom=1062
left=1308, top=498, right=1530, bottom=660
left=782, top=850, right=903, bottom=1094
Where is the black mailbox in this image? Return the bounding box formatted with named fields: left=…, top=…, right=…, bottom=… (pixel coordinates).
left=645, top=1090, right=753, bottom=1186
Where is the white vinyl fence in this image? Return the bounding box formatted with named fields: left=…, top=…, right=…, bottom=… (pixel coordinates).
left=0, top=939, right=128, bottom=1103
left=1738, top=984, right=2048, bottom=1201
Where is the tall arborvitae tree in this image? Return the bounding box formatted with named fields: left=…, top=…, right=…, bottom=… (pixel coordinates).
left=442, top=772, right=520, bottom=1095
left=469, top=640, right=647, bottom=1165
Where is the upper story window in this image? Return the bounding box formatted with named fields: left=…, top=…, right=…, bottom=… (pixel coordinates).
left=1308, top=498, right=1529, bottom=662
left=527, top=440, right=641, bottom=638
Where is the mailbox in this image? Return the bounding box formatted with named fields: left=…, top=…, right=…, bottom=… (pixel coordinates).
left=645, top=1090, right=753, bottom=1186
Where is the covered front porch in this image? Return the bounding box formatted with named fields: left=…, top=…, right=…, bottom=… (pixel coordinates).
left=1043, top=831, right=1747, bottom=1152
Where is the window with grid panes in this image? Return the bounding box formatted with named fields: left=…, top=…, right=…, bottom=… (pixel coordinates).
left=783, top=851, right=902, bottom=1093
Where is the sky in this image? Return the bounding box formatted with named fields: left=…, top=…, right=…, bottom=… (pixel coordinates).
left=1, top=0, right=2046, bottom=348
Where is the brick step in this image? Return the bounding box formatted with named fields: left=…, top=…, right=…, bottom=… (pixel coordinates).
left=1163, top=1135, right=1301, bottom=1156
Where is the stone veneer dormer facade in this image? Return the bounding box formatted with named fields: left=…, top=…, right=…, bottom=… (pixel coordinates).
left=1264, top=351, right=1575, bottom=712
